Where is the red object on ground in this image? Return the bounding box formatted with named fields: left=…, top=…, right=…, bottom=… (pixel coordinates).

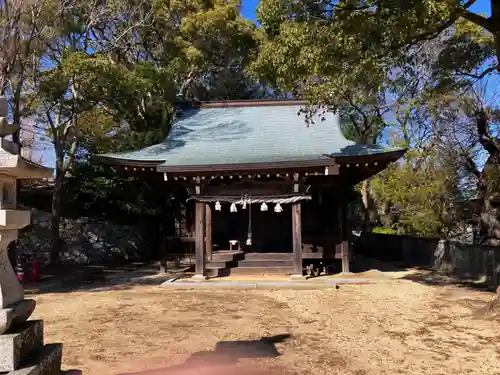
left=16, top=263, right=24, bottom=282
left=29, top=259, right=40, bottom=282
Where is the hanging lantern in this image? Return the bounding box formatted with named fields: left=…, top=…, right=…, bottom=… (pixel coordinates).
left=230, top=203, right=237, bottom=212
left=260, top=202, right=268, bottom=212
left=246, top=237, right=252, bottom=246
left=215, top=201, right=222, bottom=211
left=242, top=199, right=247, bottom=210
left=274, top=203, right=283, bottom=213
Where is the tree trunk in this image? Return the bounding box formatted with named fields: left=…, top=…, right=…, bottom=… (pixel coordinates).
left=50, top=167, right=64, bottom=264
left=158, top=190, right=169, bottom=274
left=476, top=109, right=500, bottom=245
left=361, top=179, right=379, bottom=231
left=479, top=153, right=500, bottom=245
left=361, top=180, right=370, bottom=230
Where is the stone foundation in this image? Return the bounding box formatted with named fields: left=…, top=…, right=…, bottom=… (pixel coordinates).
left=16, top=208, right=150, bottom=265
left=0, top=320, right=62, bottom=374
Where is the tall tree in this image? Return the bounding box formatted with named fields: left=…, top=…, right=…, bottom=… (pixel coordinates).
left=24, top=0, right=154, bottom=263
left=255, top=1, right=497, bottom=81
left=371, top=146, right=463, bottom=237
left=29, top=0, right=262, bottom=263
left=439, top=83, right=500, bottom=244
left=0, top=0, right=50, bottom=150
left=253, top=0, right=500, bottom=236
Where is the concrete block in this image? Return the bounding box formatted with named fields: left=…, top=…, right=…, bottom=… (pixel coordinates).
left=9, top=343, right=62, bottom=375
left=0, top=320, right=43, bottom=371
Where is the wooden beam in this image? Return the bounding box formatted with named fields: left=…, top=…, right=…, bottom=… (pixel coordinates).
left=338, top=194, right=350, bottom=273
left=195, top=202, right=206, bottom=278
left=205, top=203, right=212, bottom=261
left=324, top=164, right=340, bottom=175
left=292, top=202, right=303, bottom=276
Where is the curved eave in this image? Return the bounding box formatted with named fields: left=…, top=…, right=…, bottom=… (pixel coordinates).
left=21, top=158, right=53, bottom=179
left=335, top=148, right=407, bottom=165
left=93, top=147, right=407, bottom=174
left=91, top=154, right=164, bottom=168
left=157, top=148, right=407, bottom=175
left=0, top=157, right=53, bottom=179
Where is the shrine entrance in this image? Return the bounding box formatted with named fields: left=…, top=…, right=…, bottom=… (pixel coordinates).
left=252, top=204, right=292, bottom=253
left=212, top=200, right=293, bottom=254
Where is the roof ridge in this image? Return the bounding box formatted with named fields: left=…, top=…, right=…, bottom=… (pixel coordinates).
left=199, top=99, right=309, bottom=108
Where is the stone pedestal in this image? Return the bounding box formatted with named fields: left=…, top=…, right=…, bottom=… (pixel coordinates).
left=0, top=131, right=63, bottom=374
left=190, top=274, right=208, bottom=281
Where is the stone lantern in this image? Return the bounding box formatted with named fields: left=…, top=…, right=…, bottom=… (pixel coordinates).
left=0, top=98, right=63, bottom=374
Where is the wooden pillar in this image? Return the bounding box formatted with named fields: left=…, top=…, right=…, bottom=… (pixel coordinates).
left=159, top=195, right=168, bottom=274
left=292, top=202, right=303, bottom=277
left=338, top=194, right=350, bottom=273
left=194, top=202, right=206, bottom=279
left=205, top=203, right=212, bottom=261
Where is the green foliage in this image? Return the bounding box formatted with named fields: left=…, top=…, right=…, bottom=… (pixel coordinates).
left=371, top=148, right=461, bottom=237
left=372, top=227, right=398, bottom=235
left=33, top=0, right=264, bottom=226
left=62, top=162, right=163, bottom=222
left=248, top=0, right=500, bottom=239
left=251, top=0, right=498, bottom=115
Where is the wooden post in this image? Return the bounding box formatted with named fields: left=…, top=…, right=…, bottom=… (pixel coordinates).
left=193, top=202, right=206, bottom=279
left=338, top=195, right=350, bottom=273
left=159, top=243, right=167, bottom=274
left=292, top=202, right=303, bottom=278
left=205, top=203, right=212, bottom=261
left=159, top=195, right=168, bottom=274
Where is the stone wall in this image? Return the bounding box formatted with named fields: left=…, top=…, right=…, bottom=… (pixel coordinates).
left=354, top=232, right=500, bottom=287
left=15, top=208, right=154, bottom=265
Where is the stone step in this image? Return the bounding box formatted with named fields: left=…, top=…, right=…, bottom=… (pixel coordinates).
left=0, top=320, right=44, bottom=372
left=207, top=251, right=245, bottom=269
left=237, top=260, right=294, bottom=268
left=242, top=253, right=293, bottom=261
left=206, top=268, right=231, bottom=278
left=9, top=343, right=62, bottom=375
left=206, top=261, right=234, bottom=268
left=210, top=251, right=245, bottom=262
left=228, top=267, right=293, bottom=275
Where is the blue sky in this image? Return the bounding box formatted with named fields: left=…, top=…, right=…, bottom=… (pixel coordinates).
left=469, top=0, right=491, bottom=15
left=241, top=0, right=259, bottom=21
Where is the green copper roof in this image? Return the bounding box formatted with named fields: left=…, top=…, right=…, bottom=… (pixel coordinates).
left=96, top=103, right=405, bottom=169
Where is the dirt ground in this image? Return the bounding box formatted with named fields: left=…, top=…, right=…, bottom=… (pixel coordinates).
left=31, top=272, right=500, bottom=375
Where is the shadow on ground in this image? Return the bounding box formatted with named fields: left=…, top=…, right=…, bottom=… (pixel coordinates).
left=22, top=262, right=193, bottom=295
left=349, top=253, right=497, bottom=294
left=349, top=255, right=410, bottom=273
left=401, top=269, right=495, bottom=292
left=119, top=334, right=292, bottom=375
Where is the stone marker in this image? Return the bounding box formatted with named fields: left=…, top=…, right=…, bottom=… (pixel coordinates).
left=0, top=97, right=65, bottom=374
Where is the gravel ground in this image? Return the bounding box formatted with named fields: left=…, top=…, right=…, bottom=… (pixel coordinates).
left=31, top=276, right=500, bottom=375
